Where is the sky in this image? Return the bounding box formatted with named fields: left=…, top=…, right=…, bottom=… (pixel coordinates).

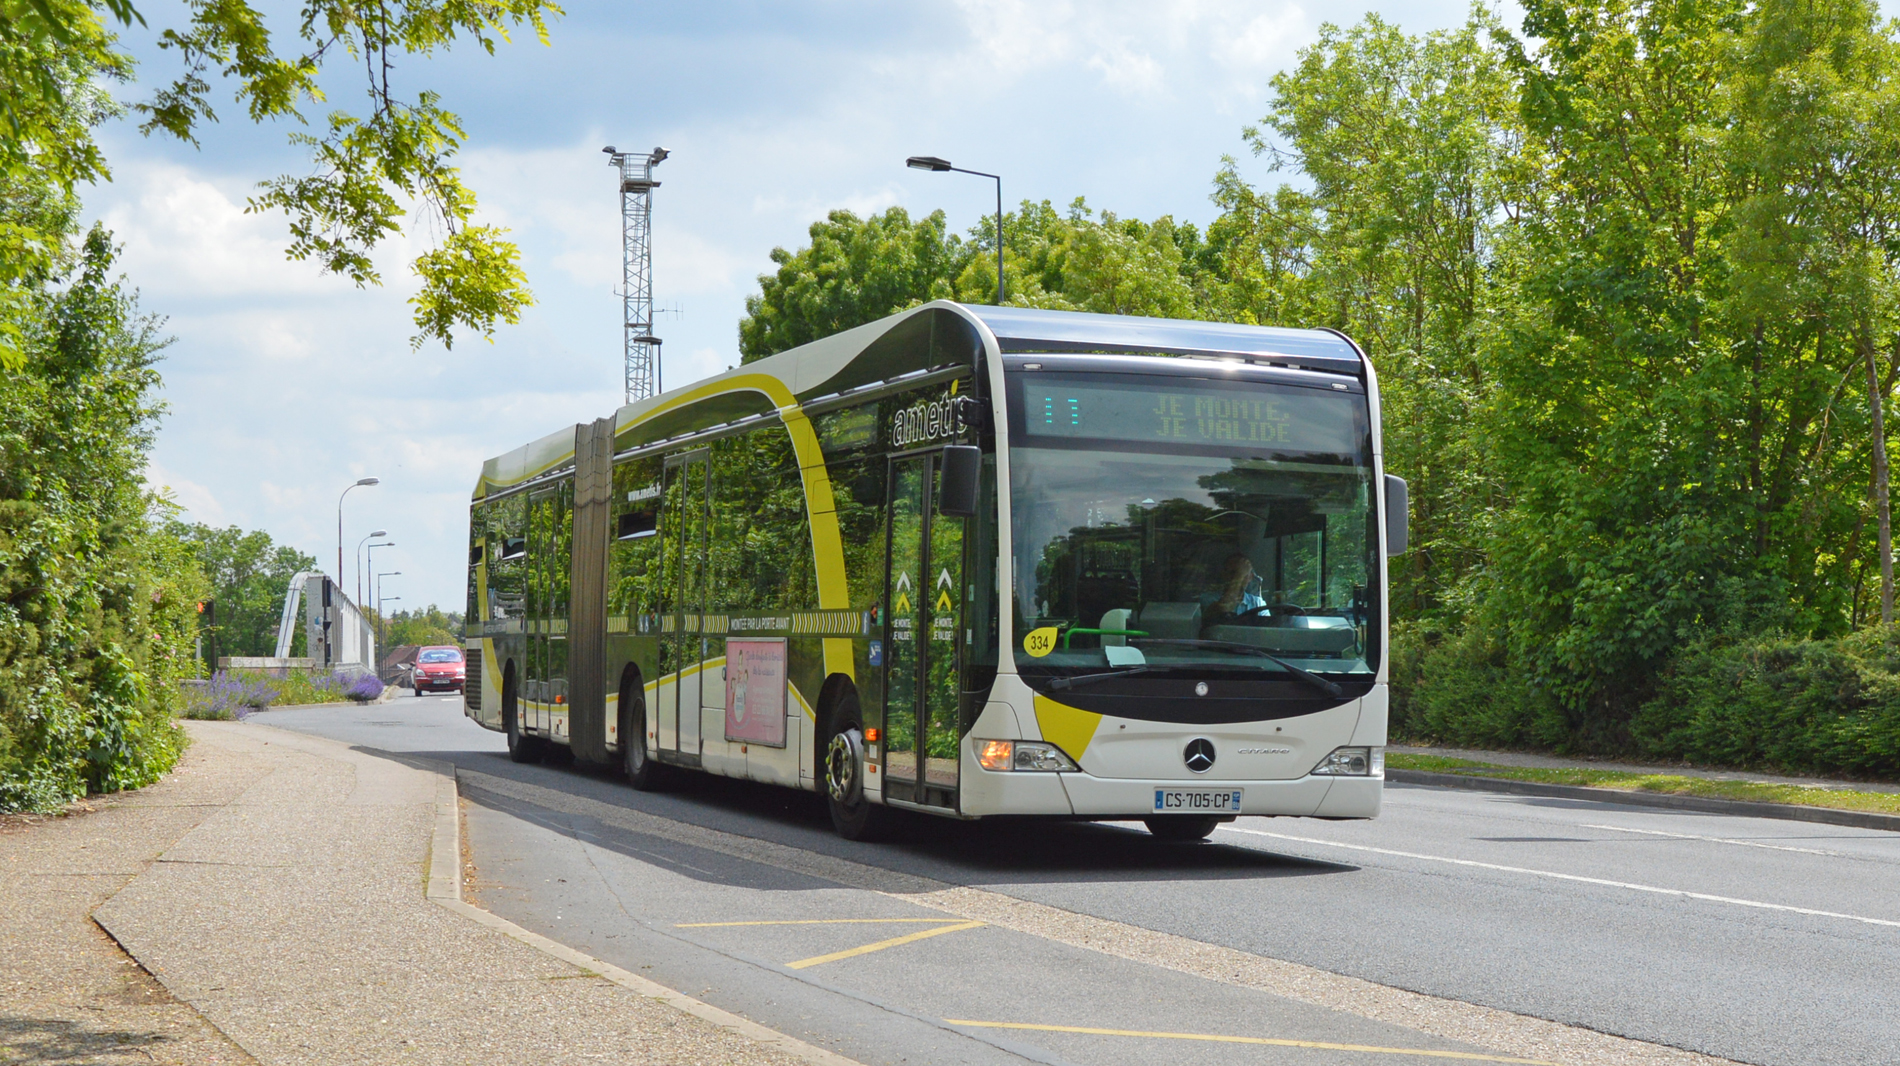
left=94, top=0, right=1548, bottom=614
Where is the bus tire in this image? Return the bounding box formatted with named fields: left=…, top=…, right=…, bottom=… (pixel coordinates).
left=619, top=670, right=665, bottom=791
left=823, top=710, right=896, bottom=842
left=1143, top=815, right=1219, bottom=841
left=502, top=664, right=541, bottom=764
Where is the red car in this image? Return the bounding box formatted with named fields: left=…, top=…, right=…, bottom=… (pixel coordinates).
left=412, top=646, right=466, bottom=694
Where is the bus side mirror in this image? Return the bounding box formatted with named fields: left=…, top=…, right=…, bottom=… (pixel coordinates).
left=1384, top=474, right=1409, bottom=556
left=939, top=445, right=981, bottom=518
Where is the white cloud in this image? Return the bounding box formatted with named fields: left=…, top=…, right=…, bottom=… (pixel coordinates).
left=145, top=461, right=227, bottom=526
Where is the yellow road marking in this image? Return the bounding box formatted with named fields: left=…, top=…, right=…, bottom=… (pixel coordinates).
left=942, top=1022, right=1560, bottom=1065
left=679, top=919, right=968, bottom=928
left=785, top=920, right=984, bottom=969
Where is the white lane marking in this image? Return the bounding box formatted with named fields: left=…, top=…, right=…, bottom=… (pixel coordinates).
left=1580, top=823, right=1847, bottom=856
left=1218, top=826, right=1900, bottom=929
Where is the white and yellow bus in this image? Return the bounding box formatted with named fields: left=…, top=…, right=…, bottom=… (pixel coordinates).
left=465, top=302, right=1406, bottom=840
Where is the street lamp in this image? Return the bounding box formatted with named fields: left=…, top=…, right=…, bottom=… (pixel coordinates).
left=376, top=572, right=400, bottom=646
left=364, top=540, right=393, bottom=611
left=355, top=530, right=388, bottom=605
left=907, top=155, right=1004, bottom=305
left=337, top=477, right=379, bottom=586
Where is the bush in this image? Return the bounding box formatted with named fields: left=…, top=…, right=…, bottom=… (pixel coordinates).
left=344, top=674, right=383, bottom=702
left=179, top=669, right=355, bottom=720
left=270, top=670, right=351, bottom=706
left=181, top=672, right=279, bottom=720
left=1389, top=621, right=1572, bottom=751
left=1633, top=629, right=1900, bottom=777
left=1, top=229, right=206, bottom=812
left=1399, top=620, right=1900, bottom=779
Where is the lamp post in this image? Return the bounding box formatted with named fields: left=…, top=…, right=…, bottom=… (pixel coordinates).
left=380, top=597, right=402, bottom=651
left=337, top=477, right=379, bottom=586
left=364, top=540, right=393, bottom=611
left=354, top=530, right=388, bottom=605
left=907, top=155, right=1004, bottom=305
left=376, top=572, right=400, bottom=646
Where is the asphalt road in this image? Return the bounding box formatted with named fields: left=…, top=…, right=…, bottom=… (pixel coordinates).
left=256, top=694, right=1900, bottom=1066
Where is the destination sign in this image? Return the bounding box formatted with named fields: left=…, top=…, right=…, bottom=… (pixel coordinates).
left=1017, top=378, right=1361, bottom=453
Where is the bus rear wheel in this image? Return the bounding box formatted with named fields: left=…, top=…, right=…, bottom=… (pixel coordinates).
left=619, top=676, right=665, bottom=791
left=825, top=722, right=897, bottom=841
left=502, top=668, right=542, bottom=764
left=1144, top=815, right=1220, bottom=841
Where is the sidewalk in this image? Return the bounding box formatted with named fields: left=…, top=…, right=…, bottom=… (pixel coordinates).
left=2, top=721, right=841, bottom=1065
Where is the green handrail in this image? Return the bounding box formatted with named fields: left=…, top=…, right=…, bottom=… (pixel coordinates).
left=1060, top=627, right=1149, bottom=649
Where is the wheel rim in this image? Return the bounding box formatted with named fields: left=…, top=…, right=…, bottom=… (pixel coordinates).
left=826, top=730, right=862, bottom=804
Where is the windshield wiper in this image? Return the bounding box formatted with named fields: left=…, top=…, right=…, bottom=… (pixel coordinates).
left=1046, top=664, right=1189, bottom=690
left=1129, top=638, right=1345, bottom=697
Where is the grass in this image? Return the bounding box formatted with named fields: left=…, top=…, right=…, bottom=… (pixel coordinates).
left=1385, top=752, right=1900, bottom=816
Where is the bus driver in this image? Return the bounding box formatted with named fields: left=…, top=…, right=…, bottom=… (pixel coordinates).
left=1213, top=552, right=1267, bottom=620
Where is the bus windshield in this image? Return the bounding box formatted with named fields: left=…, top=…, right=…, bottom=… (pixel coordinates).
left=1007, top=367, right=1378, bottom=678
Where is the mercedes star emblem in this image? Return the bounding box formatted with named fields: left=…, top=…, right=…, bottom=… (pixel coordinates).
left=1184, top=738, right=1216, bottom=773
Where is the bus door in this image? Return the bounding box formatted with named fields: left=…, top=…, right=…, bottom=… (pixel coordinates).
left=526, top=483, right=572, bottom=736
left=660, top=449, right=710, bottom=759
left=884, top=452, right=963, bottom=808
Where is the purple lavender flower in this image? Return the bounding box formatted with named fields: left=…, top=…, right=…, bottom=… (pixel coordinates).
left=345, top=674, right=384, bottom=702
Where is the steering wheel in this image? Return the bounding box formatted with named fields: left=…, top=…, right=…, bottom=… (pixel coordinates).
left=1269, top=603, right=1307, bottom=617
left=1232, top=604, right=1273, bottom=621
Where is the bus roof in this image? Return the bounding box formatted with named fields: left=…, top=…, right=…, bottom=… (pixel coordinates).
left=965, top=306, right=1362, bottom=371
left=472, top=303, right=1365, bottom=498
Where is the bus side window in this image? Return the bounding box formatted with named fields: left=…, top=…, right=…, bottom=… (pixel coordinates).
left=486, top=495, right=528, bottom=620
left=612, top=456, right=665, bottom=624
left=709, top=430, right=811, bottom=612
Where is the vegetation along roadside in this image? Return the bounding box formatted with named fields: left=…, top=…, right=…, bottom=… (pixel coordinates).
left=1387, top=753, right=1900, bottom=818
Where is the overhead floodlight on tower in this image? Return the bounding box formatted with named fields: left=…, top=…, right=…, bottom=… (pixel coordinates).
left=604, top=144, right=669, bottom=404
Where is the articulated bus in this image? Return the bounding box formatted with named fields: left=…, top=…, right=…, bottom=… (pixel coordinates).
left=464, top=302, right=1407, bottom=840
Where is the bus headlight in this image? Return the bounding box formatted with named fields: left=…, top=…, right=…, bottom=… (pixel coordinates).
left=1311, top=746, right=1383, bottom=776
left=975, top=740, right=1078, bottom=772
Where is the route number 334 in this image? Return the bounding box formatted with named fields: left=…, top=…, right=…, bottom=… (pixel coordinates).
left=1022, top=627, right=1059, bottom=658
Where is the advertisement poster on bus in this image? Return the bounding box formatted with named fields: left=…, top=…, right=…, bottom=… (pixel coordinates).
left=725, top=638, right=788, bottom=747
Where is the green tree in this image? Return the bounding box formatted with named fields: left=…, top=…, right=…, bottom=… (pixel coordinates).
left=169, top=522, right=318, bottom=662
left=1721, top=0, right=1900, bottom=625
left=738, top=200, right=1221, bottom=361
left=739, top=207, right=965, bottom=361
left=977, top=198, right=1204, bottom=319
left=384, top=605, right=462, bottom=649
left=1212, top=12, right=1518, bottom=620
left=1, top=0, right=552, bottom=357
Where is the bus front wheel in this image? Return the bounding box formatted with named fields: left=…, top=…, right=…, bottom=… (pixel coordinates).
left=825, top=723, right=897, bottom=842
left=1144, top=815, right=1219, bottom=841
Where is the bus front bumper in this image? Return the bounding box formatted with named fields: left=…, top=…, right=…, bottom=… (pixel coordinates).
left=957, top=770, right=1383, bottom=819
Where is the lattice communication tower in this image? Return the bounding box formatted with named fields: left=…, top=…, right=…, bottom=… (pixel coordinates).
left=604, top=145, right=668, bottom=404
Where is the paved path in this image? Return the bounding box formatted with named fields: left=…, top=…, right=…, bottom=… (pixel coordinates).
left=6, top=719, right=830, bottom=1066
left=259, top=695, right=1900, bottom=1066
left=1, top=736, right=262, bottom=1065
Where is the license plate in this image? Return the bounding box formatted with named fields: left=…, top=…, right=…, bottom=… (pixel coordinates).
left=1153, top=788, right=1243, bottom=813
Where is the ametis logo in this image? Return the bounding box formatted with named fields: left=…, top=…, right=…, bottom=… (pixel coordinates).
left=891, top=393, right=964, bottom=449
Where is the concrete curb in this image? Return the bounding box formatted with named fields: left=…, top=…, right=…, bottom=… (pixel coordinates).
left=420, top=760, right=864, bottom=1066
left=1388, top=769, right=1900, bottom=832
